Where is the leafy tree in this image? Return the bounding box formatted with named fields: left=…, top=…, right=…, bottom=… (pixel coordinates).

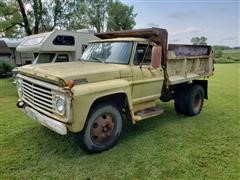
left=212, top=46, right=223, bottom=58
left=212, top=45, right=231, bottom=50
left=83, top=0, right=136, bottom=32
left=191, top=36, right=207, bottom=45
left=0, top=0, right=24, bottom=37
left=0, top=0, right=137, bottom=37
left=0, top=0, right=83, bottom=37
left=66, top=0, right=89, bottom=30
left=107, top=0, right=136, bottom=31
left=84, top=0, right=109, bottom=32
left=0, top=61, right=14, bottom=75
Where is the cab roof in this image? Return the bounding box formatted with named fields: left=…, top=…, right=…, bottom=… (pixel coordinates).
left=90, top=37, right=149, bottom=43
left=95, top=27, right=168, bottom=66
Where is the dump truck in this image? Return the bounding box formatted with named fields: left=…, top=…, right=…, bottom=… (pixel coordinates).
left=16, top=28, right=214, bottom=153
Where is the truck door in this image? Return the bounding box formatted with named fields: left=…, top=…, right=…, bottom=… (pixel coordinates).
left=131, top=43, right=164, bottom=103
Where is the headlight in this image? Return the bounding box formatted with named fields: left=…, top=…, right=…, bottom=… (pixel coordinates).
left=55, top=95, right=65, bottom=115
left=16, top=79, right=23, bottom=97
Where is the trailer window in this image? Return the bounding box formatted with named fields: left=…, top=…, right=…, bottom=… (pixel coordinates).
left=55, top=54, right=69, bottom=62
left=134, top=44, right=152, bottom=65
left=53, top=35, right=75, bottom=46
left=33, top=53, right=55, bottom=64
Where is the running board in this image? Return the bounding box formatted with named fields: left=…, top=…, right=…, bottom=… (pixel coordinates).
left=134, top=107, right=164, bottom=122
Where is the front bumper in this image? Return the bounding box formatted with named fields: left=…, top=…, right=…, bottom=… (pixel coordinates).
left=24, top=105, right=67, bottom=135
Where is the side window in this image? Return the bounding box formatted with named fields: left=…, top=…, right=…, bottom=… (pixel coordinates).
left=134, top=44, right=152, bottom=65
left=55, top=54, right=69, bottom=63
left=82, top=44, right=87, bottom=53
left=53, top=35, right=75, bottom=45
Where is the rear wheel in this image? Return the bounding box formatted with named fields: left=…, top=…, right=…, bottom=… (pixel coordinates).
left=75, top=103, right=122, bottom=153
left=174, top=86, right=187, bottom=114
left=185, top=85, right=204, bottom=116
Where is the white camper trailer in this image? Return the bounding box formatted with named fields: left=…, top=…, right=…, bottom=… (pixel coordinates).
left=16, top=30, right=99, bottom=64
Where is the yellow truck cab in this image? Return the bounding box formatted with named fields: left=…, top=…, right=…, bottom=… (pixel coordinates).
left=16, top=28, right=214, bottom=153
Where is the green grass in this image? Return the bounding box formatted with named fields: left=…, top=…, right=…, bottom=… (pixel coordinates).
left=0, top=64, right=239, bottom=179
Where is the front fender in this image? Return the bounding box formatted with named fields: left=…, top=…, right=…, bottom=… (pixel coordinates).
left=67, top=79, right=132, bottom=133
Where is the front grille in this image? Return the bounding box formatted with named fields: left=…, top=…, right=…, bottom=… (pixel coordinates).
left=17, top=74, right=71, bottom=123
left=22, top=79, right=54, bottom=114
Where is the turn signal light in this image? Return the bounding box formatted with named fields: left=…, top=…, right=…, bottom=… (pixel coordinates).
left=67, top=80, right=74, bottom=89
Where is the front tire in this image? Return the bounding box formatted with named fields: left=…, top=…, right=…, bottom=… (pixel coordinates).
left=75, top=103, right=123, bottom=153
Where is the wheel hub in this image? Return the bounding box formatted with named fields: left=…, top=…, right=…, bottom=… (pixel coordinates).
left=90, top=113, right=114, bottom=144
left=193, top=93, right=202, bottom=113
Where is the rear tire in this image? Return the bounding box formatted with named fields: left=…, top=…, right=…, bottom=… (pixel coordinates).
left=185, top=85, right=204, bottom=116
left=174, top=86, right=187, bottom=114
left=75, top=103, right=122, bottom=153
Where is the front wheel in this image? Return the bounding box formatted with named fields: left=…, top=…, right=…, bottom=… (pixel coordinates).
left=75, top=103, right=123, bottom=153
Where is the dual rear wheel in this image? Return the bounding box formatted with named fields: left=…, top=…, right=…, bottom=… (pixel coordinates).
left=174, top=84, right=204, bottom=116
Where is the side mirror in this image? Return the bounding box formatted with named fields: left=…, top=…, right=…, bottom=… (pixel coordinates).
left=151, top=46, right=162, bottom=68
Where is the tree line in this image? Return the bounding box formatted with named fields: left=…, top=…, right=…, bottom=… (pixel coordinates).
left=0, top=0, right=137, bottom=37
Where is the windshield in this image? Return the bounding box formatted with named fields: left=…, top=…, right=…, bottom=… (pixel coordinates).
left=33, top=53, right=55, bottom=64
left=81, top=42, right=133, bottom=64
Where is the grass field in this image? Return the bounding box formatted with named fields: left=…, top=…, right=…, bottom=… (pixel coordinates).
left=215, top=49, right=240, bottom=63
left=0, top=64, right=239, bottom=179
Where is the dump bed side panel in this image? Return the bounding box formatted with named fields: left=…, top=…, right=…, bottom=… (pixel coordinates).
left=168, top=44, right=211, bottom=57
left=166, top=44, right=213, bottom=85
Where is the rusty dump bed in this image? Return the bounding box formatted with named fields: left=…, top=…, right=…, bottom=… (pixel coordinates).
left=167, top=44, right=213, bottom=85
left=168, top=44, right=211, bottom=57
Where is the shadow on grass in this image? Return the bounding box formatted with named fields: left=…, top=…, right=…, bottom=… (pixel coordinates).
left=119, top=102, right=191, bottom=141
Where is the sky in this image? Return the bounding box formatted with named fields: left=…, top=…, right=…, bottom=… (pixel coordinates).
left=123, top=0, right=240, bottom=47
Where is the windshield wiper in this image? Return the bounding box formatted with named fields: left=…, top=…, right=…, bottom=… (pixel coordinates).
left=79, top=58, right=85, bottom=63
left=92, top=57, right=105, bottom=63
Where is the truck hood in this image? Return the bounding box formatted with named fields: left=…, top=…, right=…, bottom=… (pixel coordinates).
left=18, top=61, right=131, bottom=86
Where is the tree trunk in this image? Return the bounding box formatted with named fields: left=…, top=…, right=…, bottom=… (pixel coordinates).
left=33, top=0, right=39, bottom=34
left=16, top=0, right=32, bottom=35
